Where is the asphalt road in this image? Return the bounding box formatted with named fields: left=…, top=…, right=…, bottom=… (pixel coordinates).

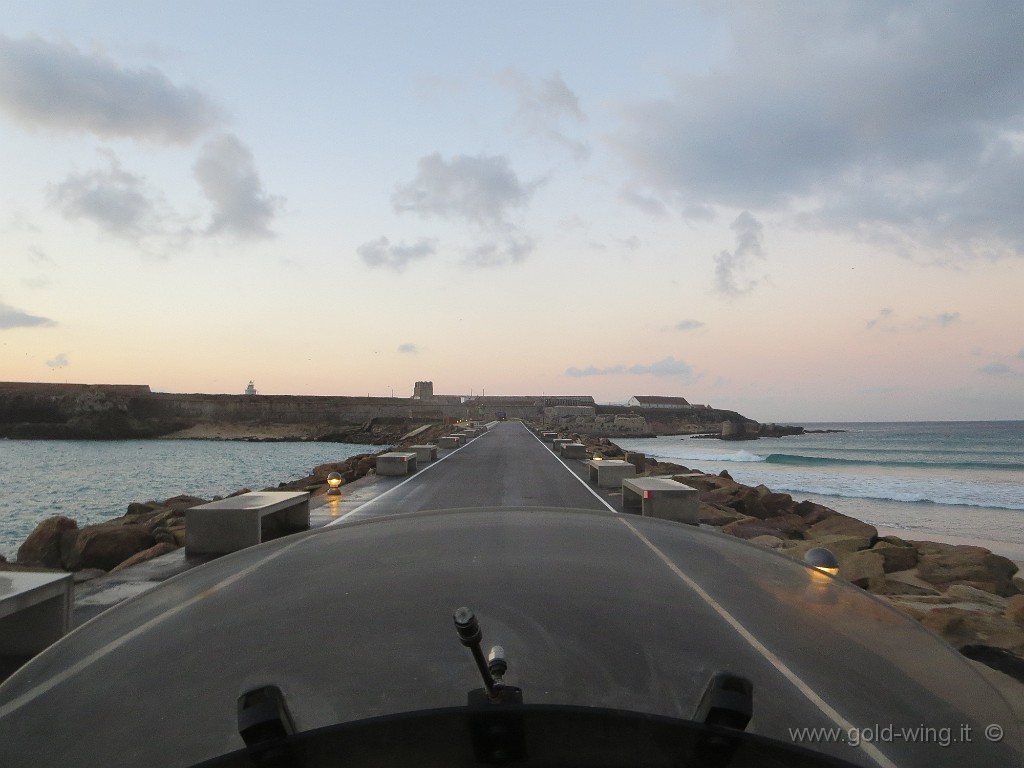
left=333, top=420, right=616, bottom=521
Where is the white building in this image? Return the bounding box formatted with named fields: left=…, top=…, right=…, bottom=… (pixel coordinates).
left=627, top=395, right=690, bottom=409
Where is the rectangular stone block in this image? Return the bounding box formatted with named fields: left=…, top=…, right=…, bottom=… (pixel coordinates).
left=622, top=478, right=699, bottom=525
left=186, top=491, right=310, bottom=555
left=409, top=444, right=438, bottom=463
left=376, top=452, right=419, bottom=476
left=0, top=572, right=73, bottom=654
left=586, top=459, right=636, bottom=489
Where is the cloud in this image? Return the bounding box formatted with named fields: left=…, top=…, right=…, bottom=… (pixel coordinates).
left=977, top=362, right=1015, bottom=377
left=357, top=237, right=437, bottom=271
left=397, top=343, right=420, bottom=354
left=0, top=35, right=220, bottom=143
left=566, top=355, right=694, bottom=378
left=866, top=308, right=895, bottom=331
left=463, top=236, right=536, bottom=268
left=713, top=211, right=764, bottom=294
left=194, top=134, right=282, bottom=238
left=49, top=151, right=167, bottom=238
left=1016, top=348, right=1024, bottom=360
left=499, top=70, right=589, bottom=160
left=45, top=352, right=69, bottom=368
left=393, top=153, right=540, bottom=229
left=620, top=189, right=670, bottom=218
left=614, top=3, right=1024, bottom=259
left=866, top=308, right=962, bottom=332
left=674, top=319, right=706, bottom=331
left=0, top=301, right=54, bottom=329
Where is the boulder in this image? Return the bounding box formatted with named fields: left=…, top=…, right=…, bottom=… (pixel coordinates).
left=758, top=490, right=795, bottom=517
left=836, top=550, right=886, bottom=590
left=915, top=546, right=1018, bottom=597
left=728, top=488, right=770, bottom=520
left=696, top=503, right=746, bottom=527
left=60, top=524, right=155, bottom=571
left=792, top=500, right=836, bottom=525
left=17, top=515, right=79, bottom=568
left=807, top=513, right=877, bottom=541
left=162, top=494, right=207, bottom=511
left=918, top=608, right=1024, bottom=655
left=1006, top=595, right=1024, bottom=626
left=748, top=535, right=787, bottom=549
left=883, top=569, right=941, bottom=596
left=872, top=541, right=920, bottom=573
left=721, top=515, right=804, bottom=540
left=109, top=542, right=179, bottom=573
left=777, top=534, right=872, bottom=562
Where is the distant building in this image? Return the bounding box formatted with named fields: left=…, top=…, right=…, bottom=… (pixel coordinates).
left=413, top=381, right=434, bottom=400
left=245, top=381, right=257, bottom=396
left=543, top=395, right=596, bottom=407
left=627, top=395, right=690, bottom=409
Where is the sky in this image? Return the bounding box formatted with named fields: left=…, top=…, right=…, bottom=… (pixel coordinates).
left=1, top=1, right=1023, bottom=422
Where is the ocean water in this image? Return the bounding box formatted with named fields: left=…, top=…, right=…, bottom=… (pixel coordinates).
left=0, top=440, right=381, bottom=560
left=614, top=421, right=1024, bottom=560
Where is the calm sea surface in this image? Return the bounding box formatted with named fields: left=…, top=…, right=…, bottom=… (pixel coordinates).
left=0, top=440, right=380, bottom=559
left=615, top=421, right=1024, bottom=560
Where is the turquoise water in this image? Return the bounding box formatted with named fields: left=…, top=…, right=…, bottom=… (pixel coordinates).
left=615, top=421, right=1024, bottom=559
left=0, top=440, right=380, bottom=560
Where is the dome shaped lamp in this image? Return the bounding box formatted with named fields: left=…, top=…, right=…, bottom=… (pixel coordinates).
left=804, top=547, right=839, bottom=576
left=326, top=472, right=343, bottom=496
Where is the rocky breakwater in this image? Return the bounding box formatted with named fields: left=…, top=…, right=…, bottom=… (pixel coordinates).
left=3, top=423, right=456, bottom=576
left=542, top=428, right=1024, bottom=679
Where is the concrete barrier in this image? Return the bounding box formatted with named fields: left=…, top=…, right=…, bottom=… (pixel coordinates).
left=552, top=438, right=572, bottom=453
left=409, top=444, right=438, bottom=463
left=559, top=442, right=588, bottom=459
left=586, top=459, right=637, bottom=489
left=186, top=491, right=310, bottom=555
left=438, top=436, right=460, bottom=450
left=622, top=478, right=699, bottom=524
left=541, top=431, right=559, bottom=442
left=0, top=571, right=73, bottom=654
left=376, top=452, right=419, bottom=476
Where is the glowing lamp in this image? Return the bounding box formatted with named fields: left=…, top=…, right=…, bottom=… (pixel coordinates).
left=804, top=547, right=839, bottom=576
left=326, top=472, right=343, bottom=495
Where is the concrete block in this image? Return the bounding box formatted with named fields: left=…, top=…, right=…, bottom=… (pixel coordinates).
left=586, top=459, right=636, bottom=489
left=541, top=431, right=559, bottom=442
left=622, top=478, right=699, bottom=525
left=409, top=444, right=438, bottom=463
left=376, top=452, right=419, bottom=476
left=560, top=442, right=588, bottom=459
left=186, top=491, right=310, bottom=555
left=438, top=436, right=460, bottom=450
left=0, top=571, right=73, bottom=654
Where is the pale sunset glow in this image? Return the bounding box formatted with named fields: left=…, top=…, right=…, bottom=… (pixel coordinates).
left=2, top=2, right=1022, bottom=422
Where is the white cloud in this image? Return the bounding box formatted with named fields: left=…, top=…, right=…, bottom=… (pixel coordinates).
left=397, top=343, right=420, bottom=354
left=463, top=236, right=536, bottom=268
left=499, top=70, right=589, bottom=160
left=674, top=319, right=705, bottom=331
left=0, top=301, right=54, bottom=329
left=393, top=153, right=540, bottom=229
left=194, top=134, right=282, bottom=238
left=45, top=352, right=69, bottom=368
left=614, top=3, right=1024, bottom=259
left=566, top=355, right=694, bottom=378
left=0, top=35, right=220, bottom=143
left=713, top=211, right=764, bottom=295
left=49, top=151, right=167, bottom=238
left=357, top=237, right=437, bottom=272
left=866, top=308, right=962, bottom=332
